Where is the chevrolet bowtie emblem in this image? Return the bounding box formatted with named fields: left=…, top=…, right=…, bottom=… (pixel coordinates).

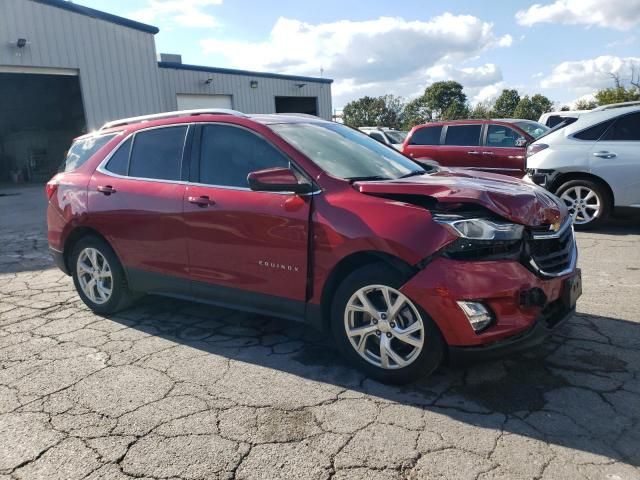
left=551, top=221, right=561, bottom=232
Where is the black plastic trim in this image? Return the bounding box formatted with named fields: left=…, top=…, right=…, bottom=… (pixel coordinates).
left=449, top=307, right=574, bottom=363
left=49, top=247, right=69, bottom=275
left=126, top=267, right=310, bottom=325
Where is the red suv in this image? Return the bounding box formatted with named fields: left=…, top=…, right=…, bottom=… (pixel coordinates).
left=47, top=110, right=580, bottom=383
left=402, top=119, right=548, bottom=176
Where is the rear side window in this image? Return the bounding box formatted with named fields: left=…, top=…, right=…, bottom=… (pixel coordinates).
left=445, top=125, right=481, bottom=146
left=105, top=137, right=132, bottom=176
left=62, top=134, right=115, bottom=172
left=608, top=113, right=640, bottom=141
left=409, top=126, right=442, bottom=145
left=128, top=126, right=188, bottom=181
left=369, top=132, right=386, bottom=144
left=199, top=125, right=289, bottom=188
left=574, top=119, right=614, bottom=141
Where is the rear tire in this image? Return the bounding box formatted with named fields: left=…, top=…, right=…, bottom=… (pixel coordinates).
left=71, top=236, right=134, bottom=315
left=331, top=263, right=445, bottom=384
left=555, top=179, right=611, bottom=230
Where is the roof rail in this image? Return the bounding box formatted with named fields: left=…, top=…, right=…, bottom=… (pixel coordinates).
left=591, top=101, right=640, bottom=112
left=99, top=108, right=247, bottom=130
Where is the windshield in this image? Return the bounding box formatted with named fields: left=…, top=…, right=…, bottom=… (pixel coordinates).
left=270, top=122, right=424, bottom=180
left=514, top=121, right=549, bottom=139
left=384, top=130, right=407, bottom=144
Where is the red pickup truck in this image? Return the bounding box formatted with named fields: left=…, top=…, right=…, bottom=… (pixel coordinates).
left=402, top=119, right=548, bottom=176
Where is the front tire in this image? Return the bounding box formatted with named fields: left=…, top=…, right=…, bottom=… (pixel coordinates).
left=556, top=179, right=611, bottom=230
left=331, top=263, right=445, bottom=384
left=71, top=236, right=134, bottom=315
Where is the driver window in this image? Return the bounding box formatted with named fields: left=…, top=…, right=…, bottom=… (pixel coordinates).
left=486, top=125, right=519, bottom=148
left=199, top=125, right=289, bottom=188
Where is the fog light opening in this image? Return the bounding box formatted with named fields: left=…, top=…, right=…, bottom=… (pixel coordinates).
left=457, top=301, right=494, bottom=333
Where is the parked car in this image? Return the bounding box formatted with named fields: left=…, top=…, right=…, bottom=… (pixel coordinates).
left=539, top=110, right=584, bottom=128
left=359, top=127, right=407, bottom=149
left=526, top=105, right=640, bottom=229
left=402, top=119, right=548, bottom=176
left=47, top=109, right=580, bottom=383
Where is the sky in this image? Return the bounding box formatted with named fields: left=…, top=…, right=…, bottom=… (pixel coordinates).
left=79, top=0, right=640, bottom=110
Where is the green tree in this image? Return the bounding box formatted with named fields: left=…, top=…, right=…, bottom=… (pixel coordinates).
left=493, top=89, right=520, bottom=118
left=469, top=101, right=493, bottom=119
left=574, top=98, right=598, bottom=110
left=594, top=86, right=640, bottom=106
left=423, top=81, right=467, bottom=121
left=342, top=95, right=405, bottom=129
left=512, top=94, right=553, bottom=120
left=402, top=96, right=431, bottom=130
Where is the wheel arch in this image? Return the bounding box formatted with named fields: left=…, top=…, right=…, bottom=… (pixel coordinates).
left=63, top=226, right=117, bottom=274
left=318, top=251, right=417, bottom=332
left=549, top=171, right=615, bottom=206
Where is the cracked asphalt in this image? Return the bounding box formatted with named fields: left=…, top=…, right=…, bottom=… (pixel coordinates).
left=1, top=184, right=640, bottom=480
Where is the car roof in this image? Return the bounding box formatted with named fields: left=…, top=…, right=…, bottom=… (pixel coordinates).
left=534, top=105, right=640, bottom=142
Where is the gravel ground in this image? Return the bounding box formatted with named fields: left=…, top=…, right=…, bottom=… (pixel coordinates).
left=1, top=184, right=639, bottom=480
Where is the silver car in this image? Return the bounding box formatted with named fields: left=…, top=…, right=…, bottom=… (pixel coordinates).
left=525, top=104, right=640, bottom=229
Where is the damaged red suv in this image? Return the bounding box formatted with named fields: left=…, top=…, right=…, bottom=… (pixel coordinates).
left=47, top=110, right=581, bottom=383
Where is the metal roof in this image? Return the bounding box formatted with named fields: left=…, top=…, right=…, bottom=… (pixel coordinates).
left=32, top=0, right=160, bottom=34
left=158, top=61, right=334, bottom=84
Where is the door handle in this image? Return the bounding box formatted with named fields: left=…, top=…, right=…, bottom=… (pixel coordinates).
left=481, top=151, right=493, bottom=155
left=97, top=185, right=116, bottom=195
left=467, top=151, right=480, bottom=155
left=187, top=195, right=214, bottom=207
left=593, top=151, right=616, bottom=159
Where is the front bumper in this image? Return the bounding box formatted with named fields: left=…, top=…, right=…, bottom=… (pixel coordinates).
left=400, top=256, right=577, bottom=350
left=448, top=303, right=573, bottom=362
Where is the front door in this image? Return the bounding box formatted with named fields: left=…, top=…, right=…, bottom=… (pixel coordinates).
left=183, top=123, right=311, bottom=320
left=481, top=124, right=527, bottom=176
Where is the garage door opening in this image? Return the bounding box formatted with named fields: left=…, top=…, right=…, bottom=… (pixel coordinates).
left=275, top=96, right=318, bottom=116
left=0, top=72, right=86, bottom=183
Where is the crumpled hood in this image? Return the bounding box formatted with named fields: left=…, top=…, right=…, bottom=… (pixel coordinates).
left=354, top=168, right=567, bottom=227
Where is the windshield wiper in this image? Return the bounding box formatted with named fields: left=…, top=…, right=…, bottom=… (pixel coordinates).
left=346, top=175, right=391, bottom=183
left=399, top=170, right=425, bottom=179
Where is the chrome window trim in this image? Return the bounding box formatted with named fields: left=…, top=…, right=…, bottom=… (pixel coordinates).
left=95, top=123, right=322, bottom=195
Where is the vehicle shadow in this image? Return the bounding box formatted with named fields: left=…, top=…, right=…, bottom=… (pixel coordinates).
left=106, top=296, right=640, bottom=467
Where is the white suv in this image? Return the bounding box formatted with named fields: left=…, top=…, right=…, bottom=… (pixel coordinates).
left=526, top=104, right=640, bottom=229
left=359, top=127, right=407, bottom=150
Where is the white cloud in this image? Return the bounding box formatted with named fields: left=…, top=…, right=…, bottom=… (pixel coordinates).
left=516, top=0, right=640, bottom=30
left=200, top=14, right=511, bottom=106
left=425, top=63, right=503, bottom=88
left=540, top=55, right=640, bottom=93
left=130, top=0, right=223, bottom=28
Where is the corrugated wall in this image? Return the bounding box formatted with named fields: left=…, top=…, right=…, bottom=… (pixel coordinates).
left=158, top=67, right=333, bottom=120
left=0, top=0, right=333, bottom=128
left=0, top=0, right=164, bottom=129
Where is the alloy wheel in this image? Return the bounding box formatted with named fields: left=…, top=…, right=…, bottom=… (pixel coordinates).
left=560, top=186, right=601, bottom=225
left=76, top=247, right=113, bottom=305
left=344, top=285, right=425, bottom=370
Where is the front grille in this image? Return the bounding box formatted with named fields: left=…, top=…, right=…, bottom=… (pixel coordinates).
left=526, top=222, right=575, bottom=276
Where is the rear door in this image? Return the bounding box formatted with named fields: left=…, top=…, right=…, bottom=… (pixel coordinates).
left=590, top=112, right=640, bottom=206
left=183, top=123, right=311, bottom=319
left=438, top=124, right=484, bottom=169
left=404, top=125, right=443, bottom=162
left=88, top=125, right=191, bottom=293
left=481, top=124, right=526, bottom=176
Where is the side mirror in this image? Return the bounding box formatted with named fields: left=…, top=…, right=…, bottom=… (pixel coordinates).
left=515, top=137, right=527, bottom=148
left=247, top=167, right=313, bottom=194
